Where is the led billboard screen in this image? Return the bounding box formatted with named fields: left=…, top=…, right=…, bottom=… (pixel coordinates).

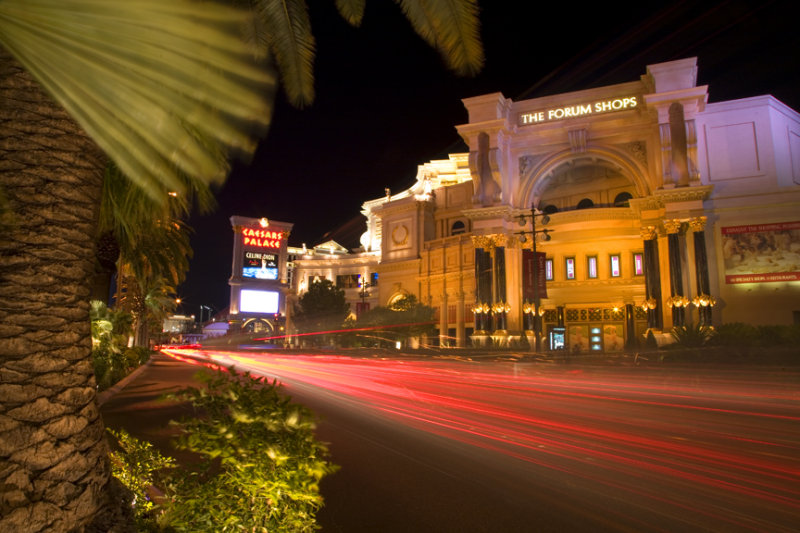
left=240, top=289, right=279, bottom=314
left=242, top=251, right=278, bottom=280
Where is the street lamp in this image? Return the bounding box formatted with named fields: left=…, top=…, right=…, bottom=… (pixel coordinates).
left=358, top=276, right=371, bottom=317
left=513, top=206, right=552, bottom=352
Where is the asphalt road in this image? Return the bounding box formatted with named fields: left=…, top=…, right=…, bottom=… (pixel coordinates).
left=105, top=350, right=800, bottom=532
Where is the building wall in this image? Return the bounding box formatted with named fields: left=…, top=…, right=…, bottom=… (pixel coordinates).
left=287, top=57, right=800, bottom=349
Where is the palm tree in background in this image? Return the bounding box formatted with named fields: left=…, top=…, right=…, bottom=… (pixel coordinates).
left=0, top=0, right=482, bottom=530
left=96, top=163, right=208, bottom=348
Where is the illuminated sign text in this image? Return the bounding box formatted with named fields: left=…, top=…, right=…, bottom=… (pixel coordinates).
left=519, top=96, right=638, bottom=125
left=242, top=227, right=283, bottom=249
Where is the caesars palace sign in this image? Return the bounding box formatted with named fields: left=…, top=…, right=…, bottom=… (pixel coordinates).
left=519, top=96, right=638, bottom=125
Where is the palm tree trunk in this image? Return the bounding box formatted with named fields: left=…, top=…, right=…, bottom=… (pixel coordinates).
left=0, top=48, right=111, bottom=532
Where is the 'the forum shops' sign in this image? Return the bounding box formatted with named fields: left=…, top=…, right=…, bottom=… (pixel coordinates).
left=519, top=96, right=638, bottom=125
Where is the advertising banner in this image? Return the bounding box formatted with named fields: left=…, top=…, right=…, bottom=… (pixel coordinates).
left=242, top=251, right=278, bottom=280
left=721, top=221, right=800, bottom=284
left=522, top=250, right=548, bottom=300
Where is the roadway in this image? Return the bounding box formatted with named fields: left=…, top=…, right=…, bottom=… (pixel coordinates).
left=111, top=349, right=800, bottom=532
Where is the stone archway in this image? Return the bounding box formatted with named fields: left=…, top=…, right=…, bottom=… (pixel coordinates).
left=518, top=146, right=650, bottom=210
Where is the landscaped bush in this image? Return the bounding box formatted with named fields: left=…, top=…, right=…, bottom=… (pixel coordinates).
left=711, top=322, right=800, bottom=347
left=712, top=322, right=759, bottom=347
left=670, top=324, right=716, bottom=347
left=108, top=368, right=338, bottom=532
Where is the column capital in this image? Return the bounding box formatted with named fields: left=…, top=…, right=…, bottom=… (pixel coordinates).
left=688, top=216, right=707, bottom=231
left=640, top=225, right=659, bottom=240
left=663, top=218, right=683, bottom=234
left=471, top=234, right=494, bottom=250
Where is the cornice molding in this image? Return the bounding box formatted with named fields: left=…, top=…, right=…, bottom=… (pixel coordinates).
left=462, top=205, right=515, bottom=220
left=654, top=184, right=713, bottom=203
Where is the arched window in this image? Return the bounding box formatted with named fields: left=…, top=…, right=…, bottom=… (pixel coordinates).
left=576, top=198, right=594, bottom=209
left=451, top=220, right=466, bottom=235
left=542, top=204, right=559, bottom=214
left=613, top=192, right=633, bottom=207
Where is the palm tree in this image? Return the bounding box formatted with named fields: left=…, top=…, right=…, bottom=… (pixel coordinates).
left=0, top=1, right=482, bottom=529
left=0, top=1, right=273, bottom=530
left=242, top=0, right=484, bottom=107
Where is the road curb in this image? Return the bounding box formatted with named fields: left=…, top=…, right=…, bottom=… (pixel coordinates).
left=97, top=355, right=157, bottom=406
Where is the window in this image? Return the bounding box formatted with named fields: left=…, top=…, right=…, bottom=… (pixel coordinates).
left=545, top=258, right=554, bottom=281
left=543, top=205, right=559, bottom=214
left=336, top=274, right=360, bottom=288
left=565, top=257, right=575, bottom=280
left=610, top=254, right=621, bottom=277
left=614, top=192, right=633, bottom=207
left=576, top=198, right=594, bottom=209
left=451, top=220, right=466, bottom=235
left=587, top=256, right=598, bottom=279
left=633, top=253, right=644, bottom=276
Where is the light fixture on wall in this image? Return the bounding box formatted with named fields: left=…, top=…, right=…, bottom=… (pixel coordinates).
left=692, top=294, right=716, bottom=307
left=639, top=298, right=658, bottom=311
left=666, top=295, right=691, bottom=308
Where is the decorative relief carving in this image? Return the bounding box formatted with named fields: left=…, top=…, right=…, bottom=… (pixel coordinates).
left=489, top=234, right=508, bottom=248
left=471, top=235, right=494, bottom=250
left=663, top=219, right=683, bottom=234
left=654, top=185, right=713, bottom=203
left=688, top=216, right=707, bottom=231
left=640, top=225, right=658, bottom=240
left=391, top=224, right=409, bottom=245
left=568, top=129, right=587, bottom=153
left=518, top=154, right=545, bottom=177
left=623, top=141, right=647, bottom=167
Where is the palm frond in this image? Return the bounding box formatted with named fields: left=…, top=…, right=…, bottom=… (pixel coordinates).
left=396, top=0, right=483, bottom=76
left=335, top=0, right=366, bottom=26
left=0, top=0, right=276, bottom=200
left=253, top=0, right=315, bottom=107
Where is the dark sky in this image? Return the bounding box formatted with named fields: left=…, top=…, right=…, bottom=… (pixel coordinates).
left=180, top=0, right=797, bottom=317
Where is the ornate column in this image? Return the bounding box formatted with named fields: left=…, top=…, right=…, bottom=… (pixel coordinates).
left=492, top=235, right=508, bottom=332
left=641, top=226, right=663, bottom=330
left=456, top=291, right=465, bottom=347
left=439, top=292, right=448, bottom=347
left=689, top=216, right=714, bottom=326
left=664, top=219, right=688, bottom=327
left=472, top=236, right=493, bottom=333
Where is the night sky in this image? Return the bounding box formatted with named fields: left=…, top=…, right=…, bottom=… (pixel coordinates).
left=179, top=0, right=797, bottom=317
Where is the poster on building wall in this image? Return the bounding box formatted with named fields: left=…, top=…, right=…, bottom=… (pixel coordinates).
left=522, top=250, right=548, bottom=300
left=721, top=221, right=800, bottom=284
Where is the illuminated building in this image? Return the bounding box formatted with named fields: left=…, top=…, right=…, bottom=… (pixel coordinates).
left=289, top=57, right=800, bottom=349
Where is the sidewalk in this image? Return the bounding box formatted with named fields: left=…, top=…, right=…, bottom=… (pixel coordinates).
left=98, top=353, right=210, bottom=458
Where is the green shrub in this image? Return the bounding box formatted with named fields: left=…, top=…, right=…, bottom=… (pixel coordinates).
left=670, top=324, right=716, bottom=347
left=124, top=346, right=151, bottom=367
left=108, top=428, right=176, bottom=530
left=756, top=324, right=800, bottom=346
left=713, top=322, right=759, bottom=347
left=159, top=368, right=338, bottom=532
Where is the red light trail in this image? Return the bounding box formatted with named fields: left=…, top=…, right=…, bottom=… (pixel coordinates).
left=162, top=347, right=800, bottom=531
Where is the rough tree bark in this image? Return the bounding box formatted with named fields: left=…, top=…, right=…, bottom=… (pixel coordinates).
left=0, top=47, right=112, bottom=532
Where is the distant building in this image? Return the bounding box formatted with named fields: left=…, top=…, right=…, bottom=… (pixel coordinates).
left=245, top=58, right=800, bottom=349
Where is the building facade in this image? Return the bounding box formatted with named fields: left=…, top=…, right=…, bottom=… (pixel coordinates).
left=289, top=57, right=800, bottom=349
